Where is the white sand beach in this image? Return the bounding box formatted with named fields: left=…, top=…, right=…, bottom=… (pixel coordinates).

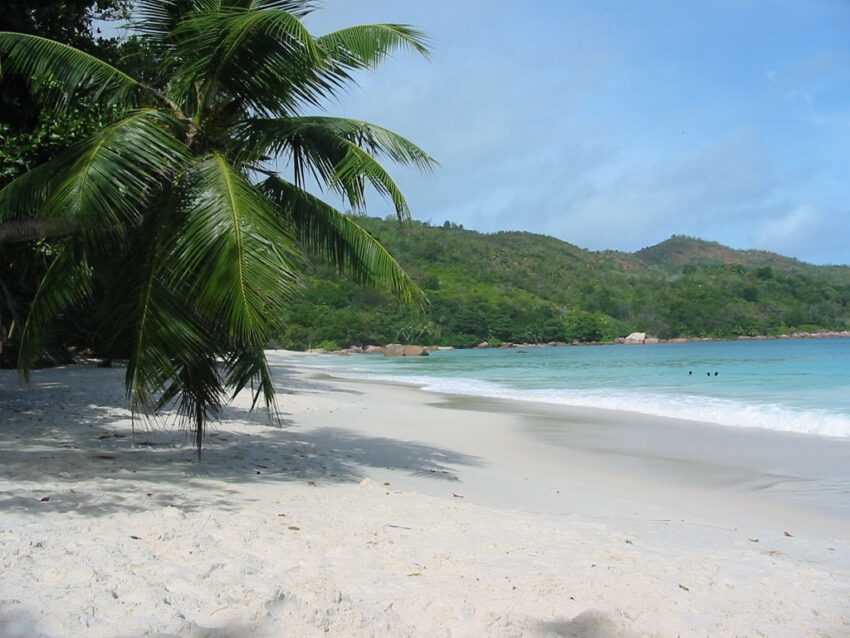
left=1, top=355, right=848, bottom=637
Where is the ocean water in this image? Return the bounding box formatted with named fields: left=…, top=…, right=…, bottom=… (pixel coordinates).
left=278, top=338, right=850, bottom=441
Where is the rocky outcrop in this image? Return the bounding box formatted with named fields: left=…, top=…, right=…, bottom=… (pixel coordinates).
left=623, top=332, right=647, bottom=345
left=383, top=344, right=429, bottom=357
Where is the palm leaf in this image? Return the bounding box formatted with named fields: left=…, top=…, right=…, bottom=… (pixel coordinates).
left=171, top=154, right=301, bottom=341
left=17, top=242, right=93, bottom=375
left=154, top=154, right=302, bottom=444
left=236, top=116, right=436, bottom=217
left=166, top=5, right=324, bottom=118
left=235, top=115, right=437, bottom=177
left=116, top=194, right=225, bottom=457
left=0, top=32, right=148, bottom=112
left=0, top=110, right=188, bottom=242
left=331, top=142, right=413, bottom=218
left=261, top=175, right=425, bottom=308
left=122, top=229, right=207, bottom=415
left=251, top=1, right=317, bottom=17
left=316, top=23, right=431, bottom=71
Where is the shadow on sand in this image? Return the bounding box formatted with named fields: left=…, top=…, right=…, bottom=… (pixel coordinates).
left=0, top=365, right=482, bottom=517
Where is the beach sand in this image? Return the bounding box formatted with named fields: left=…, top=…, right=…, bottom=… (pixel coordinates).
left=1, top=355, right=848, bottom=637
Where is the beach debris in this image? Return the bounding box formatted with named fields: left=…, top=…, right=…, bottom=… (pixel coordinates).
left=288, top=526, right=300, bottom=531
left=130, top=535, right=141, bottom=540
left=383, top=482, right=391, bottom=486
left=784, top=531, right=793, bottom=537
left=679, top=584, right=690, bottom=592
left=307, top=480, right=316, bottom=486
left=452, top=493, right=464, bottom=498
left=748, top=538, right=759, bottom=543
left=40, top=496, right=50, bottom=502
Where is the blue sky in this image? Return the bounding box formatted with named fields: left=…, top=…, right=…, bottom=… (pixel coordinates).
left=301, top=1, right=850, bottom=265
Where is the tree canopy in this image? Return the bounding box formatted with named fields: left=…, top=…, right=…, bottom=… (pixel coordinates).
left=0, top=0, right=436, bottom=455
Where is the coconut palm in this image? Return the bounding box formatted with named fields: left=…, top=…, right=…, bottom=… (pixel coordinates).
left=0, top=0, right=436, bottom=455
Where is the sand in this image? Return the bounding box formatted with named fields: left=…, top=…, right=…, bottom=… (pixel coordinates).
left=0, top=353, right=848, bottom=637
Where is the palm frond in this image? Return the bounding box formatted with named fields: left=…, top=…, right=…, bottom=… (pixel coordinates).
left=261, top=175, right=425, bottom=308
left=172, top=154, right=301, bottom=342
left=223, top=341, right=279, bottom=415
left=235, top=115, right=437, bottom=174
left=149, top=154, right=302, bottom=449
left=163, top=351, right=227, bottom=455
left=235, top=116, right=436, bottom=217
left=17, top=242, right=93, bottom=375
left=0, top=109, right=189, bottom=242
left=115, top=195, right=224, bottom=458
left=0, top=32, right=148, bottom=111
left=168, top=5, right=324, bottom=118
left=331, top=141, right=417, bottom=218
left=316, top=23, right=431, bottom=71
left=251, top=0, right=317, bottom=17
left=123, top=243, right=207, bottom=416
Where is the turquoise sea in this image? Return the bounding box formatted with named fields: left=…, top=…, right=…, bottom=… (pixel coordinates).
left=281, top=338, right=850, bottom=441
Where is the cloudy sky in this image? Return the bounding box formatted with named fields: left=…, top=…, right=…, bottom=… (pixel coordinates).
left=299, top=1, right=850, bottom=266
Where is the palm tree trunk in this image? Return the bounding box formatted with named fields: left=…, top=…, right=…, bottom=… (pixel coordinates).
left=0, top=218, right=80, bottom=245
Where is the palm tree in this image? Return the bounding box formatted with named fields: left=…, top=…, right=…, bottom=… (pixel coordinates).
left=0, top=0, right=436, bottom=456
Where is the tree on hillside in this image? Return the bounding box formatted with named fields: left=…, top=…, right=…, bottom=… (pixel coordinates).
left=0, top=0, right=436, bottom=455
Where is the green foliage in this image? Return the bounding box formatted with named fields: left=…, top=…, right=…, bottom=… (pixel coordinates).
left=278, top=220, right=850, bottom=349
left=564, top=310, right=606, bottom=343
left=0, top=1, right=128, bottom=367
left=0, top=1, right=435, bottom=455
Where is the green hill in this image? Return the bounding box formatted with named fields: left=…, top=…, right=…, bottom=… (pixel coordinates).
left=275, top=219, right=850, bottom=349
left=634, top=235, right=816, bottom=272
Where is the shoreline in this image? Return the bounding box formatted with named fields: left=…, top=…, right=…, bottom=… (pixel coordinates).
left=290, top=369, right=850, bottom=539
left=304, top=329, right=850, bottom=355
left=1, top=363, right=849, bottom=636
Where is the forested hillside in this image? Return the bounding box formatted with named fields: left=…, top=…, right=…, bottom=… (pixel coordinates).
left=276, top=217, right=850, bottom=349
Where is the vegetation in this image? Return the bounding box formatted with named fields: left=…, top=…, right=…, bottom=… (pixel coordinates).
left=276, top=220, right=850, bottom=349
left=0, top=0, right=435, bottom=455
left=0, top=0, right=128, bottom=368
